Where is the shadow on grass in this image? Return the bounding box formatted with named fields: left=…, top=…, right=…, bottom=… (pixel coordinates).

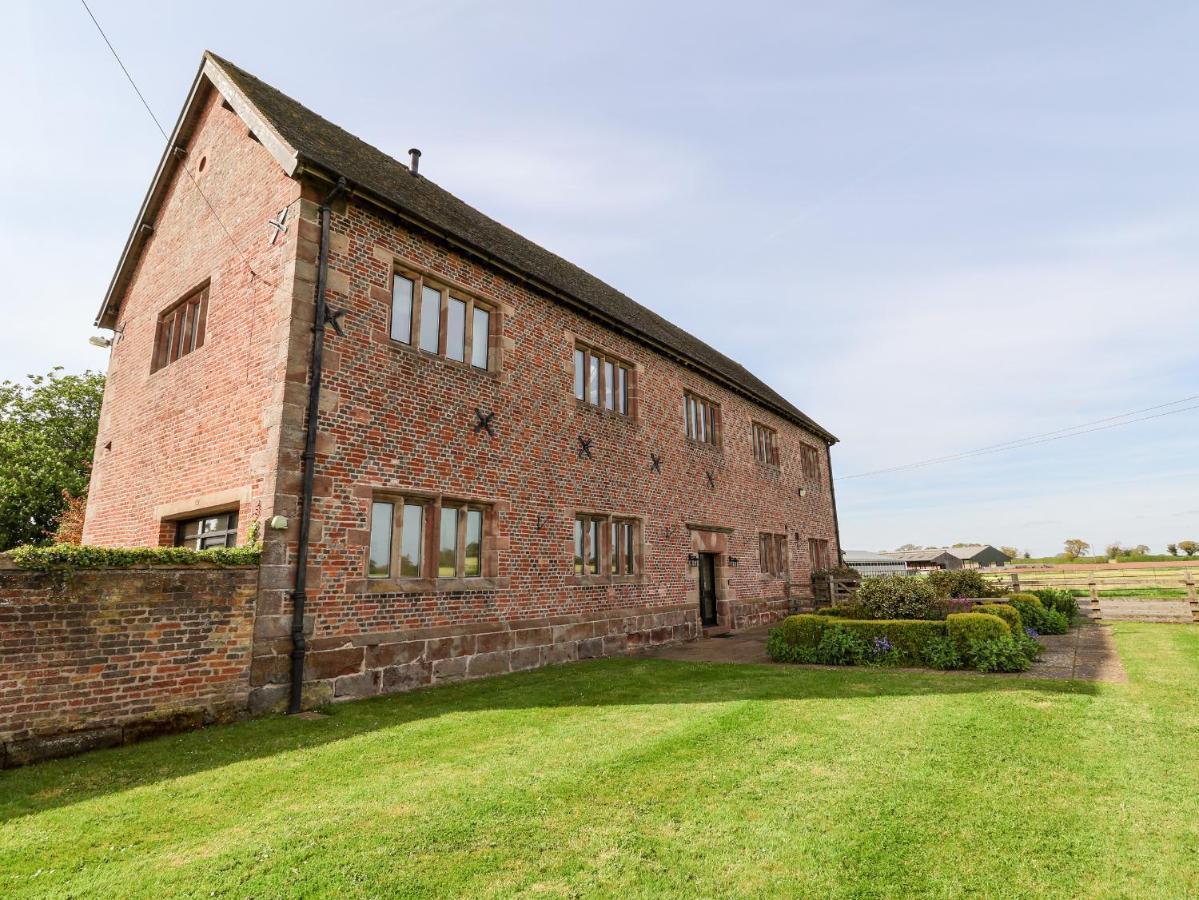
left=0, top=655, right=1099, bottom=824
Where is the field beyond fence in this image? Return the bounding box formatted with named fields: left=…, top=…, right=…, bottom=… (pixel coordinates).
left=984, top=563, right=1199, bottom=601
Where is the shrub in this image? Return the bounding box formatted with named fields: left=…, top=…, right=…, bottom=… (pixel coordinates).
left=927, top=597, right=976, bottom=619
left=946, top=612, right=1009, bottom=653
left=7, top=542, right=262, bottom=572
left=921, top=635, right=964, bottom=670
left=768, top=615, right=947, bottom=666
left=927, top=569, right=1007, bottom=600
left=973, top=603, right=1022, bottom=632
left=967, top=636, right=1032, bottom=672
left=1030, top=587, right=1078, bottom=620
left=1008, top=593, right=1069, bottom=635
left=812, top=564, right=861, bottom=581
left=815, top=625, right=868, bottom=665
left=856, top=575, right=940, bottom=619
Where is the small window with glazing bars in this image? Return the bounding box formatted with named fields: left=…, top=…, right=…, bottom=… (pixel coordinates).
left=683, top=391, right=720, bottom=446
left=573, top=342, right=632, bottom=416
left=152, top=283, right=209, bottom=372
left=752, top=422, right=779, bottom=466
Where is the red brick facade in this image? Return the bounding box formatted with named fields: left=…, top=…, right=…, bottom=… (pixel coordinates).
left=83, top=57, right=840, bottom=710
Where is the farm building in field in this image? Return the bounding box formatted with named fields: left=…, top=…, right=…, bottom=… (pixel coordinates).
left=843, top=550, right=909, bottom=577
left=942, top=545, right=1012, bottom=568
left=883, top=549, right=962, bottom=572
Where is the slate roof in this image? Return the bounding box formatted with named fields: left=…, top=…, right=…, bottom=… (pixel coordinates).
left=883, top=549, right=957, bottom=562
left=203, top=53, right=835, bottom=442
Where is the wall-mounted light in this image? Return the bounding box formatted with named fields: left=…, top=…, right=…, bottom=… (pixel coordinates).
left=797, top=486, right=807, bottom=498
left=88, top=335, right=113, bottom=349
left=687, top=553, right=699, bottom=568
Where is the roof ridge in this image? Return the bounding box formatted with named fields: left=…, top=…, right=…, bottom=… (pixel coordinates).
left=200, top=53, right=836, bottom=441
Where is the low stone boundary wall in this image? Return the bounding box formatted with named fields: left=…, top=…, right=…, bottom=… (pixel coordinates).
left=0, top=562, right=259, bottom=768
left=248, top=603, right=701, bottom=711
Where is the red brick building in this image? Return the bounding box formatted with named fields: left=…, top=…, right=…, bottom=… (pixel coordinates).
left=84, top=53, right=841, bottom=710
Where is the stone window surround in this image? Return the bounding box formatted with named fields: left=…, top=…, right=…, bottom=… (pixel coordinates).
left=751, top=420, right=780, bottom=468
left=153, top=486, right=251, bottom=547
left=151, top=279, right=212, bottom=374
left=758, top=531, right=789, bottom=580
left=571, top=339, right=637, bottom=420
left=569, top=509, right=647, bottom=586
left=379, top=252, right=512, bottom=376
left=683, top=389, right=722, bottom=449
left=363, top=488, right=504, bottom=593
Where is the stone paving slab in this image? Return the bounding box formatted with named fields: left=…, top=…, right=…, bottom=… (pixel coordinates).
left=640, top=622, right=1128, bottom=683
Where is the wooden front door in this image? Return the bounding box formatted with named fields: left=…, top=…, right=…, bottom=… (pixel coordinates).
left=698, top=552, right=718, bottom=627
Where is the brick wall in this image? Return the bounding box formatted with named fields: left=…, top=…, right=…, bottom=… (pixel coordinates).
left=83, top=85, right=301, bottom=549
left=249, top=188, right=838, bottom=707
left=0, top=562, right=258, bottom=768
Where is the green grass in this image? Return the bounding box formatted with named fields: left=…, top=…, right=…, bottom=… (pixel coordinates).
left=3, top=625, right=1199, bottom=898
left=1069, top=587, right=1189, bottom=599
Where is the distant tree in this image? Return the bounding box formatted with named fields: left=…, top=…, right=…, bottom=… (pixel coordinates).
left=896, top=543, right=921, bottom=551
left=1105, top=543, right=1124, bottom=559
left=1022, top=550, right=1032, bottom=559
left=53, top=489, right=87, bottom=544
left=1133, top=544, right=1150, bottom=556
left=1167, top=543, right=1178, bottom=556
left=1179, top=540, right=1199, bottom=558
left=1063, top=539, right=1090, bottom=559
left=0, top=368, right=105, bottom=550
left=999, top=546, right=1019, bottom=560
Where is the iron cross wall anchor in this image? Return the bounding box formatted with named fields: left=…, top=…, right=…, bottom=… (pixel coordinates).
left=706, top=471, right=716, bottom=490
left=577, top=435, right=593, bottom=459
left=473, top=408, right=497, bottom=438
left=268, top=206, right=289, bottom=244
left=649, top=452, right=662, bottom=473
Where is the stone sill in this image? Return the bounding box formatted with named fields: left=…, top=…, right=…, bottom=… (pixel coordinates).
left=363, top=575, right=510, bottom=594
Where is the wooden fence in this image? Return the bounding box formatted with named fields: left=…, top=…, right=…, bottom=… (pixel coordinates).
left=988, top=567, right=1199, bottom=623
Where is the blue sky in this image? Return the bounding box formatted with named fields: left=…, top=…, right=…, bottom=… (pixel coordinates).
left=4, top=1, right=1197, bottom=555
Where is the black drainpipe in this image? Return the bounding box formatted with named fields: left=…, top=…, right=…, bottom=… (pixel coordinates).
left=824, top=441, right=845, bottom=566
left=289, top=176, right=347, bottom=715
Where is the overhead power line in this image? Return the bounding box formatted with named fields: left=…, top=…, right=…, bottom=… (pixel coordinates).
left=839, top=395, right=1199, bottom=480
left=80, top=0, right=268, bottom=285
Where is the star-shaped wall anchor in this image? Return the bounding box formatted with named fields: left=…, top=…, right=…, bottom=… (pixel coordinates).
left=473, top=407, right=497, bottom=438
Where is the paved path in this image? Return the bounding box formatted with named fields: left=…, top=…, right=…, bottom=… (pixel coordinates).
left=641, top=622, right=1127, bottom=683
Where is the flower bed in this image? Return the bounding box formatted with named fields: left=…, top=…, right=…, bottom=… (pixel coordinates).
left=768, top=607, right=1045, bottom=673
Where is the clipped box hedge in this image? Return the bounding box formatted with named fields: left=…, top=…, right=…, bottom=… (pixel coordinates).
left=5, top=543, right=262, bottom=573
left=945, top=612, right=1009, bottom=652
left=769, top=614, right=947, bottom=666
left=972, top=603, right=1022, bottom=632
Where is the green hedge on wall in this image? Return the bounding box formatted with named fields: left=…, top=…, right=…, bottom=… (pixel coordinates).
left=6, top=543, right=261, bottom=573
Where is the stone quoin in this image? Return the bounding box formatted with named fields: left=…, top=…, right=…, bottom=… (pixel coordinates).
left=82, top=51, right=842, bottom=710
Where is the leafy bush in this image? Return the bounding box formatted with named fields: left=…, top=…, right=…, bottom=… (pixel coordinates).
left=6, top=543, right=261, bottom=572
left=1008, top=593, right=1069, bottom=635
left=927, top=597, right=976, bottom=619
left=768, top=614, right=947, bottom=666
left=1029, top=587, right=1078, bottom=620
left=921, top=635, right=964, bottom=669
left=973, top=603, right=1022, bottom=632
left=946, top=612, right=1009, bottom=653
left=856, top=575, right=940, bottom=619
left=967, top=636, right=1032, bottom=673
left=927, top=569, right=1007, bottom=600
left=812, top=564, right=861, bottom=581
left=815, top=625, right=868, bottom=665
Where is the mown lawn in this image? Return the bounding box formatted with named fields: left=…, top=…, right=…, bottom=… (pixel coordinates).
left=2, top=624, right=1198, bottom=898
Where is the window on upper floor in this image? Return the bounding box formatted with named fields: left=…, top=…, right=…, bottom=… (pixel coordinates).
left=369, top=495, right=490, bottom=579
left=391, top=269, right=494, bottom=371
left=175, top=510, right=238, bottom=549
left=800, top=443, right=821, bottom=482
left=759, top=532, right=788, bottom=578
left=574, top=512, right=641, bottom=578
left=683, top=391, right=721, bottom=446
left=752, top=422, right=779, bottom=466
left=573, top=343, right=631, bottom=416
left=152, top=283, right=209, bottom=372
left=808, top=537, right=831, bottom=572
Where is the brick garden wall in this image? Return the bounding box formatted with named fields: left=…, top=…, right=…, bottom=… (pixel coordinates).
left=0, top=562, right=258, bottom=768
